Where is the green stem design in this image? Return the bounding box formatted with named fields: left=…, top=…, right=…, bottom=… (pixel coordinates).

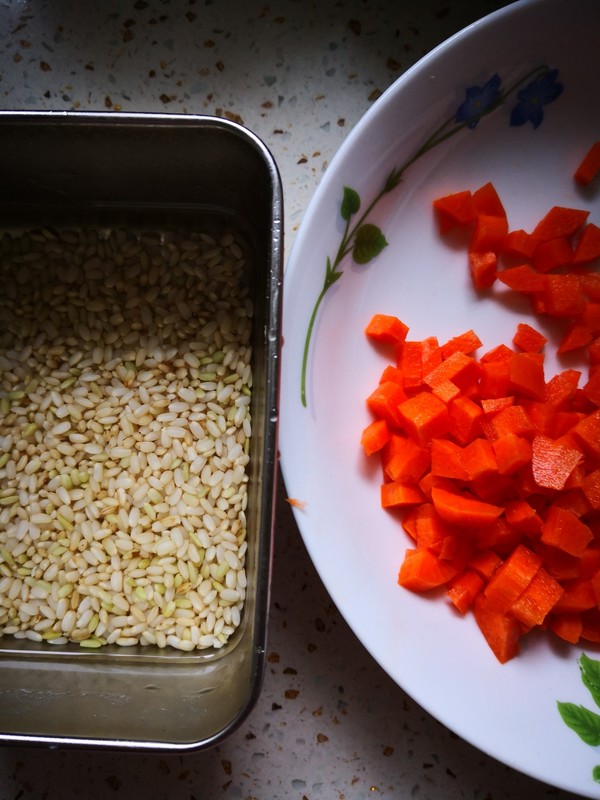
left=299, top=65, right=552, bottom=408
left=300, top=258, right=341, bottom=408
left=558, top=653, right=600, bottom=782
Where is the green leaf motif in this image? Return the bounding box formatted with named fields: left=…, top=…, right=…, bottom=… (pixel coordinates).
left=593, top=765, right=600, bottom=783
left=384, top=168, right=402, bottom=193
left=557, top=701, right=600, bottom=746
left=341, top=186, right=360, bottom=221
left=324, top=256, right=342, bottom=288
left=580, top=653, right=600, bottom=709
left=352, top=223, right=388, bottom=265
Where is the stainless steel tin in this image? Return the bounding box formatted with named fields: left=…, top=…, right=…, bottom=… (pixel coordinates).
left=0, top=112, right=283, bottom=749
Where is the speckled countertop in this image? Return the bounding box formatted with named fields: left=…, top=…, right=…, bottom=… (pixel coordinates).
left=0, top=1, right=584, bottom=799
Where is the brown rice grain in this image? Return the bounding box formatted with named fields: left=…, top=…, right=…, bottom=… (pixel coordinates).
left=0, top=224, right=251, bottom=652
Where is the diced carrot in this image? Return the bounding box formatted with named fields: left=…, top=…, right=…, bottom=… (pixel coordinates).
left=556, top=413, right=585, bottom=441
left=531, top=236, right=573, bottom=273
left=563, top=462, right=587, bottom=490
left=504, top=498, right=542, bottom=534
left=360, top=418, right=390, bottom=456
left=509, top=567, right=563, bottom=628
left=512, top=322, right=547, bottom=354
left=431, top=486, right=503, bottom=528
left=551, top=577, right=596, bottom=614
left=423, top=351, right=481, bottom=394
left=535, top=296, right=553, bottom=319
left=438, top=532, right=473, bottom=568
left=433, top=190, right=477, bottom=232
left=535, top=543, right=580, bottom=581
left=540, top=505, right=593, bottom=557
left=366, top=380, right=406, bottom=429
left=558, top=319, right=592, bottom=354
left=523, top=401, right=556, bottom=436
left=480, top=343, right=514, bottom=363
left=417, top=472, right=456, bottom=501
left=439, top=533, right=474, bottom=568
left=398, top=392, right=451, bottom=445
left=581, top=609, right=600, bottom=643
left=539, top=398, right=575, bottom=428
left=401, top=506, right=419, bottom=541
left=469, top=475, right=516, bottom=508
left=565, top=326, right=594, bottom=361
left=381, top=434, right=430, bottom=483
left=447, top=569, right=484, bottom=614
left=545, top=369, right=582, bottom=405
left=577, top=547, right=600, bottom=580
left=379, top=365, right=404, bottom=385
left=440, top=329, right=482, bottom=359
left=590, top=338, right=600, bottom=365
left=468, top=250, right=497, bottom=290
left=473, top=593, right=522, bottom=664
left=484, top=404, right=535, bottom=441
left=430, top=438, right=468, bottom=480
left=572, top=409, right=600, bottom=458
left=581, top=280, right=600, bottom=310
left=548, top=613, right=582, bottom=644
left=397, top=340, right=425, bottom=391
left=531, top=206, right=589, bottom=242
left=447, top=394, right=483, bottom=444
left=381, top=480, right=425, bottom=508
left=472, top=182, right=506, bottom=219
left=573, top=223, right=600, bottom=265
left=395, top=338, right=439, bottom=390
left=500, top=229, right=537, bottom=260
left=478, top=360, right=511, bottom=400
left=365, top=313, right=409, bottom=346
left=462, top=438, right=497, bottom=480
left=497, top=264, right=547, bottom=293
left=509, top=352, right=547, bottom=400
left=557, top=306, right=600, bottom=354
left=470, top=214, right=509, bottom=252
left=412, top=505, right=454, bottom=553
left=583, top=274, right=600, bottom=301
left=581, top=469, right=600, bottom=510
left=420, top=336, right=442, bottom=376
left=582, top=368, right=600, bottom=407
left=481, top=396, right=515, bottom=416
left=574, top=141, right=600, bottom=186
left=492, top=433, right=532, bottom=476
left=365, top=179, right=600, bottom=663
left=591, top=569, right=600, bottom=608
left=397, top=547, right=459, bottom=592
left=541, top=274, right=586, bottom=318
left=543, top=405, right=586, bottom=439
left=482, top=543, right=542, bottom=614
left=581, top=302, right=600, bottom=337
left=468, top=549, right=502, bottom=580
left=431, top=378, right=462, bottom=404
left=531, top=435, right=584, bottom=492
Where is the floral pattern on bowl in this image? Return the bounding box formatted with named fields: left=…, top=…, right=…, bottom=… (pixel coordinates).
left=300, top=65, right=563, bottom=407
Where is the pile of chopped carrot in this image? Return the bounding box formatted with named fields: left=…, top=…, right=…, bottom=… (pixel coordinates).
left=361, top=144, right=600, bottom=664
left=433, top=142, right=600, bottom=361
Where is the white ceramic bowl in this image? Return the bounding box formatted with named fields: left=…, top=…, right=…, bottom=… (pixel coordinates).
left=280, top=0, right=600, bottom=794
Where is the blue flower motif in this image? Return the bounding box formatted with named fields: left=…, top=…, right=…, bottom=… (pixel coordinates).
left=455, top=74, right=502, bottom=129
left=510, top=68, right=563, bottom=129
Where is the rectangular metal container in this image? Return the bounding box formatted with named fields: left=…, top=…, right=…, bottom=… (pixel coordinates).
left=0, top=111, right=283, bottom=749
